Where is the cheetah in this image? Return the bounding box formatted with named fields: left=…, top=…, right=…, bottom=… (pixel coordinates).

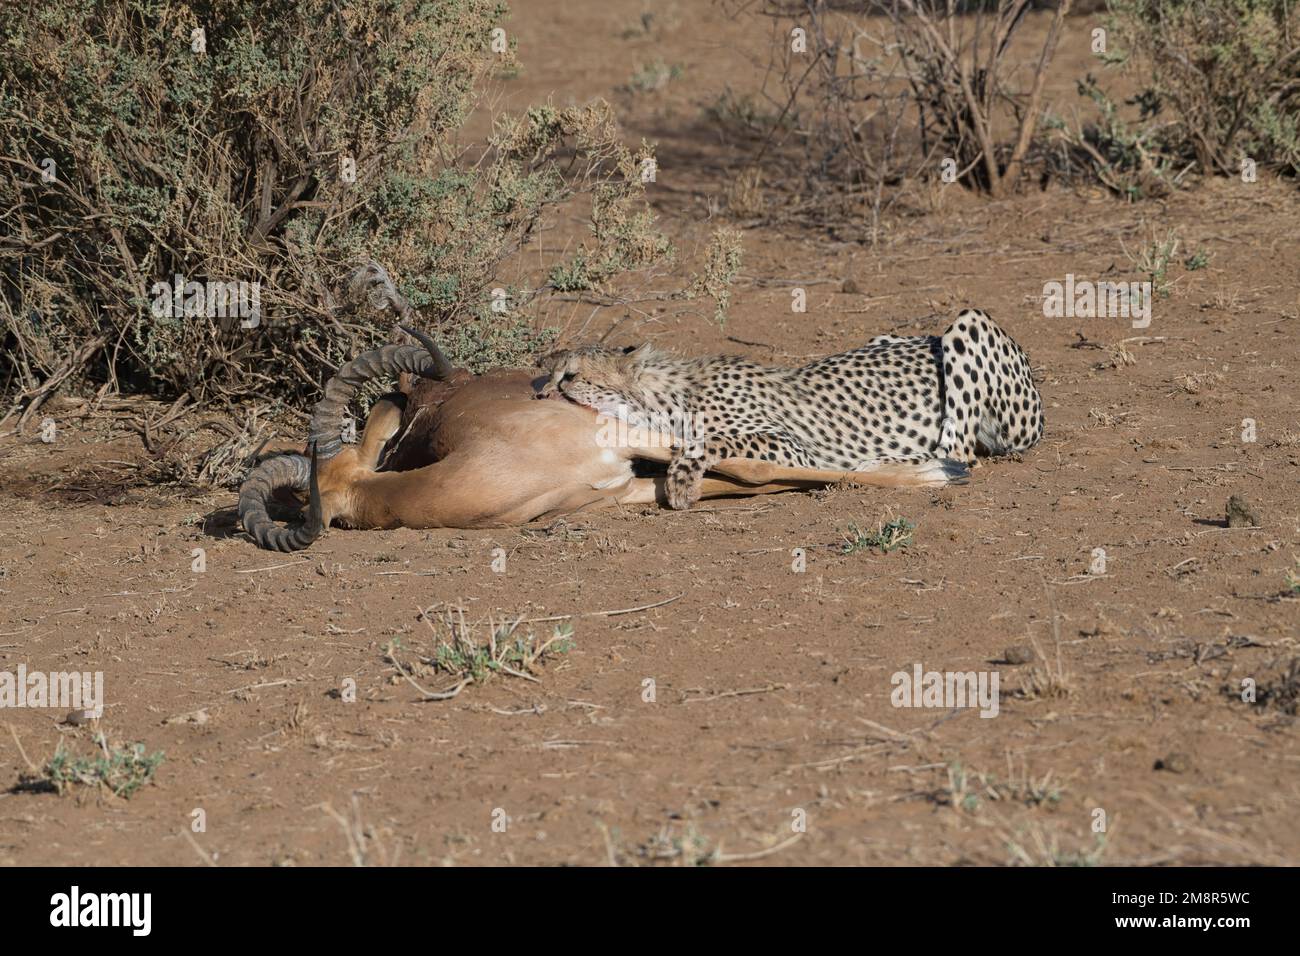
left=541, top=309, right=1044, bottom=510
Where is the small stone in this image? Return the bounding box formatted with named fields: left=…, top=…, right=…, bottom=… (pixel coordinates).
left=64, top=710, right=86, bottom=726
left=840, top=278, right=861, bottom=295
left=1155, top=753, right=1191, bottom=774
left=1225, top=495, right=1260, bottom=528
left=1003, top=645, right=1037, bottom=665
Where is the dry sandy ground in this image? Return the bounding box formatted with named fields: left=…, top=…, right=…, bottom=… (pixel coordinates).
left=0, top=2, right=1297, bottom=865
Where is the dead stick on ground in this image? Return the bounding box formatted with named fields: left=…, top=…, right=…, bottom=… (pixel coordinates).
left=597, top=821, right=619, bottom=867
left=682, top=682, right=788, bottom=704
left=389, top=651, right=470, bottom=702
left=233, top=560, right=313, bottom=574
left=223, top=679, right=293, bottom=695
left=517, top=593, right=684, bottom=625
left=320, top=802, right=366, bottom=867
left=714, top=832, right=804, bottom=863
left=182, top=829, right=219, bottom=867
left=6, top=723, right=39, bottom=773
left=857, top=717, right=915, bottom=742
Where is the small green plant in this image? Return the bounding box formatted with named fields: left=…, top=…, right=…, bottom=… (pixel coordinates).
left=841, top=516, right=915, bottom=554
left=547, top=253, right=595, bottom=293
left=1006, top=827, right=1109, bottom=867
left=1015, top=638, right=1075, bottom=701
left=1044, top=76, right=1177, bottom=199
left=433, top=637, right=495, bottom=684
left=31, top=735, right=164, bottom=798
left=635, top=822, right=717, bottom=866
left=944, top=762, right=983, bottom=814
left=623, top=60, right=683, bottom=94
left=1184, top=250, right=1211, bottom=271
left=939, top=759, right=1063, bottom=815
left=387, top=609, right=574, bottom=700
left=685, top=228, right=744, bottom=326
left=1285, top=558, right=1300, bottom=595
left=1122, top=226, right=1181, bottom=298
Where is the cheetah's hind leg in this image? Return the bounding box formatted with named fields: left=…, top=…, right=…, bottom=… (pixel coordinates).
left=935, top=308, right=1043, bottom=464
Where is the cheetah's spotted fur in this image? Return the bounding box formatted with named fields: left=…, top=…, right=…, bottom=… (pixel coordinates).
left=542, top=309, right=1044, bottom=509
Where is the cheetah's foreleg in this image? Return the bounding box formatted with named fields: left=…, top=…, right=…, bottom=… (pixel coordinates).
left=665, top=433, right=811, bottom=510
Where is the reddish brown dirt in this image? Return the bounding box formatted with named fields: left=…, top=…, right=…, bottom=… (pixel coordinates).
left=1, top=3, right=1297, bottom=866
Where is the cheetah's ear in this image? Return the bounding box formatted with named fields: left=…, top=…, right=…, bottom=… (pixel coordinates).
left=618, top=342, right=656, bottom=369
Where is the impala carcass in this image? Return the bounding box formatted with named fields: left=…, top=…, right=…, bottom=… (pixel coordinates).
left=237, top=274, right=965, bottom=551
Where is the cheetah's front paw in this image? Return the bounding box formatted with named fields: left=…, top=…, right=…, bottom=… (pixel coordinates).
left=665, top=454, right=705, bottom=510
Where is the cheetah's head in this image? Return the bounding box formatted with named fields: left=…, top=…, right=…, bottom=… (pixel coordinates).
left=539, top=343, right=662, bottom=427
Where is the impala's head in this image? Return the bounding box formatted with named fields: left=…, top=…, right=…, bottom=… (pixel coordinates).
left=540, top=343, right=663, bottom=425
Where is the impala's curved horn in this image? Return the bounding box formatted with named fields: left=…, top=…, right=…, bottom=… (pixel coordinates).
left=237, top=445, right=324, bottom=551
left=307, top=264, right=454, bottom=460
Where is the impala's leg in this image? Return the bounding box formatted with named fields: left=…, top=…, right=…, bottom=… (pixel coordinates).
left=357, top=393, right=406, bottom=470
left=671, top=474, right=806, bottom=502
left=710, top=456, right=969, bottom=489
left=289, top=396, right=407, bottom=532
left=609, top=475, right=790, bottom=508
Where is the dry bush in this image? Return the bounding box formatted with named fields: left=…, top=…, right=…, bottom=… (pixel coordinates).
left=725, top=1, right=1296, bottom=216
left=886, top=0, right=1073, bottom=196
left=0, top=0, right=678, bottom=427
left=717, top=1, right=934, bottom=241
left=719, top=1, right=1072, bottom=240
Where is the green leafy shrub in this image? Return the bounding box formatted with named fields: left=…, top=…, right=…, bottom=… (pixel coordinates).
left=0, top=0, right=675, bottom=419
left=1044, top=76, right=1181, bottom=199
left=1105, top=0, right=1300, bottom=178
